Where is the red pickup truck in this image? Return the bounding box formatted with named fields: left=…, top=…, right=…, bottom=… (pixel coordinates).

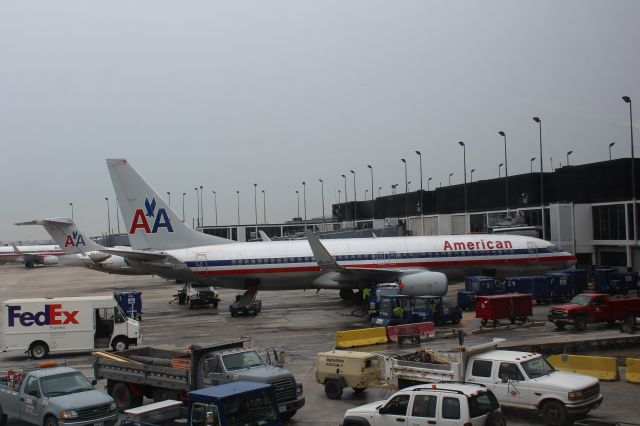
left=548, top=293, right=640, bottom=331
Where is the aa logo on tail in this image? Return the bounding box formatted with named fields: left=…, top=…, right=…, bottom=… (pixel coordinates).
left=130, top=197, right=174, bottom=234
left=64, top=230, right=86, bottom=247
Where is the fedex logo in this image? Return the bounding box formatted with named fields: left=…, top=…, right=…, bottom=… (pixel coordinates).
left=130, top=197, right=174, bottom=234
left=64, top=230, right=86, bottom=247
left=7, top=304, right=79, bottom=327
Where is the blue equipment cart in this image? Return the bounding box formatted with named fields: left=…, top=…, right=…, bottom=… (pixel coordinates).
left=114, top=290, right=142, bottom=320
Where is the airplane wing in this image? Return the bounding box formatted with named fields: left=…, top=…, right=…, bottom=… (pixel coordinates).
left=259, top=231, right=271, bottom=242
left=303, top=230, right=423, bottom=282
left=102, top=248, right=169, bottom=262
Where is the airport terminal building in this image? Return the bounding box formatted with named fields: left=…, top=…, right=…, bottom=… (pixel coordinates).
left=203, top=158, right=640, bottom=271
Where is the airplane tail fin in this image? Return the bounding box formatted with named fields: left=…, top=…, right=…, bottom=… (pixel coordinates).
left=106, top=159, right=232, bottom=250
left=15, top=218, right=104, bottom=254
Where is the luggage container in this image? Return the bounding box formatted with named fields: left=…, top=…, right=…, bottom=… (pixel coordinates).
left=545, top=272, right=574, bottom=301
left=615, top=272, right=639, bottom=295
left=457, top=290, right=476, bottom=311
left=114, top=290, right=142, bottom=320
left=464, top=276, right=497, bottom=295
left=475, top=293, right=533, bottom=327
left=504, top=276, right=552, bottom=304
left=594, top=267, right=615, bottom=293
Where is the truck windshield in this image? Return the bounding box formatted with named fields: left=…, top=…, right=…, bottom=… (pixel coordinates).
left=521, top=357, right=556, bottom=379
left=222, top=390, right=279, bottom=426
left=40, top=372, right=93, bottom=397
left=222, top=351, right=265, bottom=371
left=569, top=294, right=591, bottom=306
left=468, top=391, right=499, bottom=418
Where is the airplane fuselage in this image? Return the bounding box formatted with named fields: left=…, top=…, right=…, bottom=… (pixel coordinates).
left=143, top=234, right=575, bottom=291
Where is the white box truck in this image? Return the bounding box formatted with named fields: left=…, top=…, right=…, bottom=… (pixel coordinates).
left=2, top=295, right=140, bottom=359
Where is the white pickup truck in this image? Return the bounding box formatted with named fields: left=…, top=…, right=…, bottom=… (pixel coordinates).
left=385, top=339, right=602, bottom=426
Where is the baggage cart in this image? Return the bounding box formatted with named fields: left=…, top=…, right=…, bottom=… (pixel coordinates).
left=475, top=293, right=533, bottom=327
left=464, top=276, right=497, bottom=295
left=504, top=276, right=552, bottom=304
left=114, top=290, right=143, bottom=320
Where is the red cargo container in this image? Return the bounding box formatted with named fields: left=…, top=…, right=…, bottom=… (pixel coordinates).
left=476, top=293, right=533, bottom=327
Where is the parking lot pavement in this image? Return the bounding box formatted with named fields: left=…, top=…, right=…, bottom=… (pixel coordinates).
left=1, top=264, right=639, bottom=424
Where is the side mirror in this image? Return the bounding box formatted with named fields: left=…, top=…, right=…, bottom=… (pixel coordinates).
left=378, top=406, right=386, bottom=415
left=501, top=375, right=509, bottom=383
left=91, top=379, right=98, bottom=386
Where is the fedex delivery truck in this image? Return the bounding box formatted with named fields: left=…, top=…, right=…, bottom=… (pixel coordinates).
left=2, top=296, right=140, bottom=359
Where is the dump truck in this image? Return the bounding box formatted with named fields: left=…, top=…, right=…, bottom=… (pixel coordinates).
left=93, top=338, right=304, bottom=420
left=120, top=382, right=283, bottom=426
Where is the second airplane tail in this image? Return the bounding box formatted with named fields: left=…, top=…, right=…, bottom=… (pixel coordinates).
left=15, top=218, right=104, bottom=255
left=106, top=159, right=232, bottom=250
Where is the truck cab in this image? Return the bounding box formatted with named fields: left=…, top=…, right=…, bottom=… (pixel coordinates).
left=464, top=350, right=602, bottom=425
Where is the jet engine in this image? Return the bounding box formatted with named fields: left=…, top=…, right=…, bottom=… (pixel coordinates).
left=398, top=271, right=448, bottom=296
left=42, top=256, right=59, bottom=265
left=100, top=256, right=128, bottom=271
left=88, top=252, right=111, bottom=263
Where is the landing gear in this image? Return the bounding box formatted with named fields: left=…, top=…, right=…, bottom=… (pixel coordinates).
left=339, top=289, right=354, bottom=301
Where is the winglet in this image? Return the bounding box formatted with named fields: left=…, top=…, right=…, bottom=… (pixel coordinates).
left=258, top=231, right=271, bottom=242
left=304, top=230, right=343, bottom=272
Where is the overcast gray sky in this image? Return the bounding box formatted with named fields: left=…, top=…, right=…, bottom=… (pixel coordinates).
left=1, top=0, right=638, bottom=242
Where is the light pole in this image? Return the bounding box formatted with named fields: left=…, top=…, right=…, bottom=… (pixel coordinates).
left=458, top=141, right=468, bottom=232
left=194, top=187, right=200, bottom=228
left=401, top=159, right=408, bottom=220
left=623, top=96, right=636, bottom=252
left=236, top=190, right=240, bottom=226
left=498, top=163, right=503, bottom=178
left=448, top=173, right=454, bottom=186
left=338, top=189, right=341, bottom=204
left=365, top=189, right=369, bottom=201
left=367, top=165, right=374, bottom=223
left=318, top=179, right=325, bottom=228
left=105, top=197, right=111, bottom=236
left=566, top=150, right=573, bottom=166
left=530, top=157, right=536, bottom=173
left=199, top=185, right=203, bottom=227
left=295, top=190, right=300, bottom=218
left=261, top=190, right=266, bottom=224
left=609, top=142, right=615, bottom=161
left=212, top=191, right=218, bottom=226
left=378, top=186, right=382, bottom=197
left=302, top=181, right=307, bottom=224
left=415, top=150, right=424, bottom=234
left=69, top=202, right=73, bottom=219
left=341, top=174, right=348, bottom=222
left=427, top=177, right=432, bottom=191
left=350, top=170, right=356, bottom=228
left=391, top=184, right=398, bottom=195
left=182, top=192, right=186, bottom=222
left=254, top=183, right=258, bottom=236
left=470, top=169, right=475, bottom=183
left=533, top=116, right=546, bottom=239
left=498, top=131, right=509, bottom=211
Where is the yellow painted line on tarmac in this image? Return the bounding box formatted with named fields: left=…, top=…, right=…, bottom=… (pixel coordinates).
left=459, top=312, right=475, bottom=327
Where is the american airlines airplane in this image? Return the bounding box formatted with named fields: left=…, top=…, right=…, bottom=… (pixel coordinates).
left=15, top=218, right=147, bottom=275
left=0, top=244, right=65, bottom=267
left=102, top=159, right=576, bottom=300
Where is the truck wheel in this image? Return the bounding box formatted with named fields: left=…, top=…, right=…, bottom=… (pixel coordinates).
left=485, top=411, right=506, bottom=426
left=574, top=316, right=587, bottom=332
left=44, top=415, right=58, bottom=426
left=625, top=313, right=637, bottom=325
left=480, top=319, right=488, bottom=326
left=0, top=405, right=7, bottom=426
left=212, top=301, right=218, bottom=309
left=112, top=382, right=134, bottom=411
left=324, top=380, right=343, bottom=400
left=29, top=341, right=49, bottom=360
left=541, top=400, right=568, bottom=426
left=555, top=323, right=566, bottom=331
left=112, top=337, right=129, bottom=352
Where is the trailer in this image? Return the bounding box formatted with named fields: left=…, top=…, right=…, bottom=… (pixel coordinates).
left=475, top=293, right=533, bottom=327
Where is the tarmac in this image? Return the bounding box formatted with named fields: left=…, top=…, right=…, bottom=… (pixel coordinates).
left=0, top=264, right=639, bottom=425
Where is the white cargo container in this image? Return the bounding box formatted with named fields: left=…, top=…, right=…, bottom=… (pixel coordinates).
left=2, top=295, right=140, bottom=359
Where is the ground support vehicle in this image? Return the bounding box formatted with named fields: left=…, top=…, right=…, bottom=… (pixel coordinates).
left=174, top=283, right=220, bottom=309
left=342, top=382, right=506, bottom=426
left=548, top=293, right=640, bottom=331
left=93, top=338, right=304, bottom=420
left=592, top=267, right=636, bottom=295
left=371, top=295, right=461, bottom=326
left=385, top=339, right=603, bottom=425
left=504, top=275, right=552, bottom=304
left=545, top=272, right=575, bottom=301
left=315, top=350, right=392, bottom=400
left=458, top=276, right=499, bottom=311
left=367, top=283, right=400, bottom=317
left=114, top=290, right=142, bottom=320
left=229, top=290, right=261, bottom=316
left=120, top=382, right=283, bottom=426
left=476, top=293, right=532, bottom=327
left=2, top=296, right=140, bottom=359
left=457, top=290, right=477, bottom=311
left=0, top=363, right=118, bottom=426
